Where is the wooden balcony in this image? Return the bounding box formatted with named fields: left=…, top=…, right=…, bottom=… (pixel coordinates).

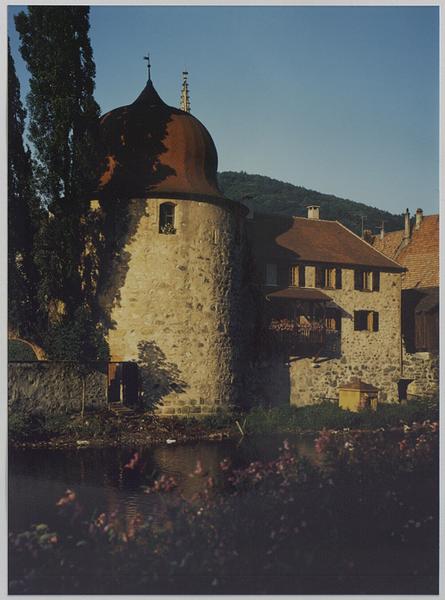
left=268, top=319, right=340, bottom=357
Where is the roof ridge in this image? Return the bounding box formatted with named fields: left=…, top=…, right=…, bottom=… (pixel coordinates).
left=334, top=220, right=405, bottom=270
left=292, top=216, right=337, bottom=223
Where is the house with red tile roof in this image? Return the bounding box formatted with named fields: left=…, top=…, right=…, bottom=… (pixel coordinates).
left=246, top=205, right=407, bottom=406
left=371, top=209, right=438, bottom=399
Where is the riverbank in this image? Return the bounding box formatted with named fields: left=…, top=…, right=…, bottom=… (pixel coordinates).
left=8, top=398, right=438, bottom=449
left=9, top=423, right=439, bottom=594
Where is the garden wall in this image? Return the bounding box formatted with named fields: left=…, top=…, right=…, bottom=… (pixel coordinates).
left=8, top=362, right=108, bottom=414
left=402, top=350, right=439, bottom=399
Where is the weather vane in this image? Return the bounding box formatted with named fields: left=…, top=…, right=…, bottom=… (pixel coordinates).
left=143, top=52, right=151, bottom=82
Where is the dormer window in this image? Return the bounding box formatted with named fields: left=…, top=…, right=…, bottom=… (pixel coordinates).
left=159, top=202, right=176, bottom=234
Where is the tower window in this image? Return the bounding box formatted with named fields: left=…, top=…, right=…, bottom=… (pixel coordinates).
left=159, top=203, right=176, bottom=234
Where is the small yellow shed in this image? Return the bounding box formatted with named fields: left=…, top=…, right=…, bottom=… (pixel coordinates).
left=338, top=378, right=379, bottom=412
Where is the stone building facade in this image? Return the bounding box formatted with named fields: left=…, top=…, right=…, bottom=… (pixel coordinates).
left=247, top=208, right=405, bottom=406
left=372, top=209, right=439, bottom=400
left=98, top=197, right=247, bottom=415
left=9, top=73, right=437, bottom=416
left=89, top=76, right=249, bottom=416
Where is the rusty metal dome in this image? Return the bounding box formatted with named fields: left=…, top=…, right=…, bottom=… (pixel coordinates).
left=94, top=80, right=223, bottom=201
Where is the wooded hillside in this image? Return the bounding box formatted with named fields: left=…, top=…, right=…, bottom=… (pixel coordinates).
left=218, top=171, right=403, bottom=235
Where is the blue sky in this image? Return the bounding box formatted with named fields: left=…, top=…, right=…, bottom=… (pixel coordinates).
left=8, top=5, right=439, bottom=215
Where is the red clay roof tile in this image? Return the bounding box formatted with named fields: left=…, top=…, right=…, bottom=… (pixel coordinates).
left=248, top=213, right=404, bottom=271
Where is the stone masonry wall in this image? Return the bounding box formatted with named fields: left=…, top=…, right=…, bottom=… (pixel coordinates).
left=251, top=267, right=403, bottom=407
left=8, top=362, right=108, bottom=414
left=401, top=348, right=439, bottom=399
left=100, top=197, right=246, bottom=416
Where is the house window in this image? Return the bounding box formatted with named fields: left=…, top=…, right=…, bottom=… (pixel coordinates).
left=354, top=270, right=380, bottom=291
left=315, top=266, right=342, bottom=289
left=159, top=203, right=176, bottom=234
left=290, top=264, right=305, bottom=287
left=325, top=308, right=341, bottom=331
left=265, top=263, right=278, bottom=286
left=354, top=310, right=379, bottom=332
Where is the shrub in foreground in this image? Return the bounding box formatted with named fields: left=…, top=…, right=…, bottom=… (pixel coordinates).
left=9, top=422, right=439, bottom=595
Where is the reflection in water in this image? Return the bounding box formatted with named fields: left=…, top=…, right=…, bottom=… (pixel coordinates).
left=9, top=435, right=316, bottom=532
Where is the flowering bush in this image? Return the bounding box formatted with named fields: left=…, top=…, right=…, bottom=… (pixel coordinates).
left=9, top=426, right=438, bottom=595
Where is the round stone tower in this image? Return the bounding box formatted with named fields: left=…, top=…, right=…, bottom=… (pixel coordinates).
left=91, top=75, right=247, bottom=416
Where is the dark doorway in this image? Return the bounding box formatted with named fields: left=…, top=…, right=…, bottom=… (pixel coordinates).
left=398, top=378, right=413, bottom=402
left=107, top=362, right=139, bottom=405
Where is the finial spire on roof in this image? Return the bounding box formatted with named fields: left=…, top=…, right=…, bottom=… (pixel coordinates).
left=143, top=52, right=151, bottom=82
left=180, top=70, right=191, bottom=112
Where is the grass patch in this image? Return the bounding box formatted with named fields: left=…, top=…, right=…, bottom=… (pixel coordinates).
left=244, top=397, right=439, bottom=434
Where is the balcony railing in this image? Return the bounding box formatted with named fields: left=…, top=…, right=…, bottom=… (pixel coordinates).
left=268, top=319, right=340, bottom=357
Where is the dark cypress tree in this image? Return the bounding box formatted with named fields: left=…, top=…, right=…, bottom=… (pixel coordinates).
left=15, top=7, right=107, bottom=360
left=8, top=39, right=41, bottom=344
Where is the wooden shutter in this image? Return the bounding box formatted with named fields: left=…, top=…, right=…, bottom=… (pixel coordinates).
left=372, top=271, right=380, bottom=291
left=372, top=311, right=379, bottom=332
left=354, top=270, right=362, bottom=290
left=290, top=265, right=299, bottom=287
left=315, top=267, right=324, bottom=288
left=335, top=268, right=342, bottom=289
left=299, top=265, right=306, bottom=287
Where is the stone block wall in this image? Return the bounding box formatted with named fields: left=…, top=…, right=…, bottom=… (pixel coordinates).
left=296, top=268, right=402, bottom=404
left=249, top=267, right=403, bottom=407
left=402, top=349, right=439, bottom=399
left=99, top=197, right=249, bottom=416
left=8, top=362, right=108, bottom=414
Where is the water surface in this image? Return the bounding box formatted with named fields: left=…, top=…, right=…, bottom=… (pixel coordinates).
left=9, top=434, right=317, bottom=532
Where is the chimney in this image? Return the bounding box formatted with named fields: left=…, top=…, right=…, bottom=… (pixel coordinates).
left=363, top=229, right=373, bottom=243
left=403, top=208, right=411, bottom=243
left=415, top=208, right=423, bottom=230
left=307, top=205, right=320, bottom=220
left=380, top=220, right=385, bottom=240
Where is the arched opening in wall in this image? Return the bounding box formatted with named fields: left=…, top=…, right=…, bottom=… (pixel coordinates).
left=397, top=378, right=414, bottom=403
left=159, top=202, right=176, bottom=234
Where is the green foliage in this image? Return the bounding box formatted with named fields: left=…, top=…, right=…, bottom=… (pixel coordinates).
left=8, top=408, right=120, bottom=443
left=8, top=340, right=38, bottom=361
left=44, top=306, right=108, bottom=361
left=9, top=426, right=439, bottom=594
left=8, top=39, right=42, bottom=341
left=14, top=7, right=105, bottom=359
left=8, top=410, right=67, bottom=442
left=244, top=399, right=439, bottom=434
left=218, top=171, right=404, bottom=235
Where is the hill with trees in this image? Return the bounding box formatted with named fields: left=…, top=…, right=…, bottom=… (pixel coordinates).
left=218, top=171, right=403, bottom=236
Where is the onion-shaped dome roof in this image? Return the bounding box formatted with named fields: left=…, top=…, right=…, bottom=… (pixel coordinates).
left=93, top=79, right=223, bottom=201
